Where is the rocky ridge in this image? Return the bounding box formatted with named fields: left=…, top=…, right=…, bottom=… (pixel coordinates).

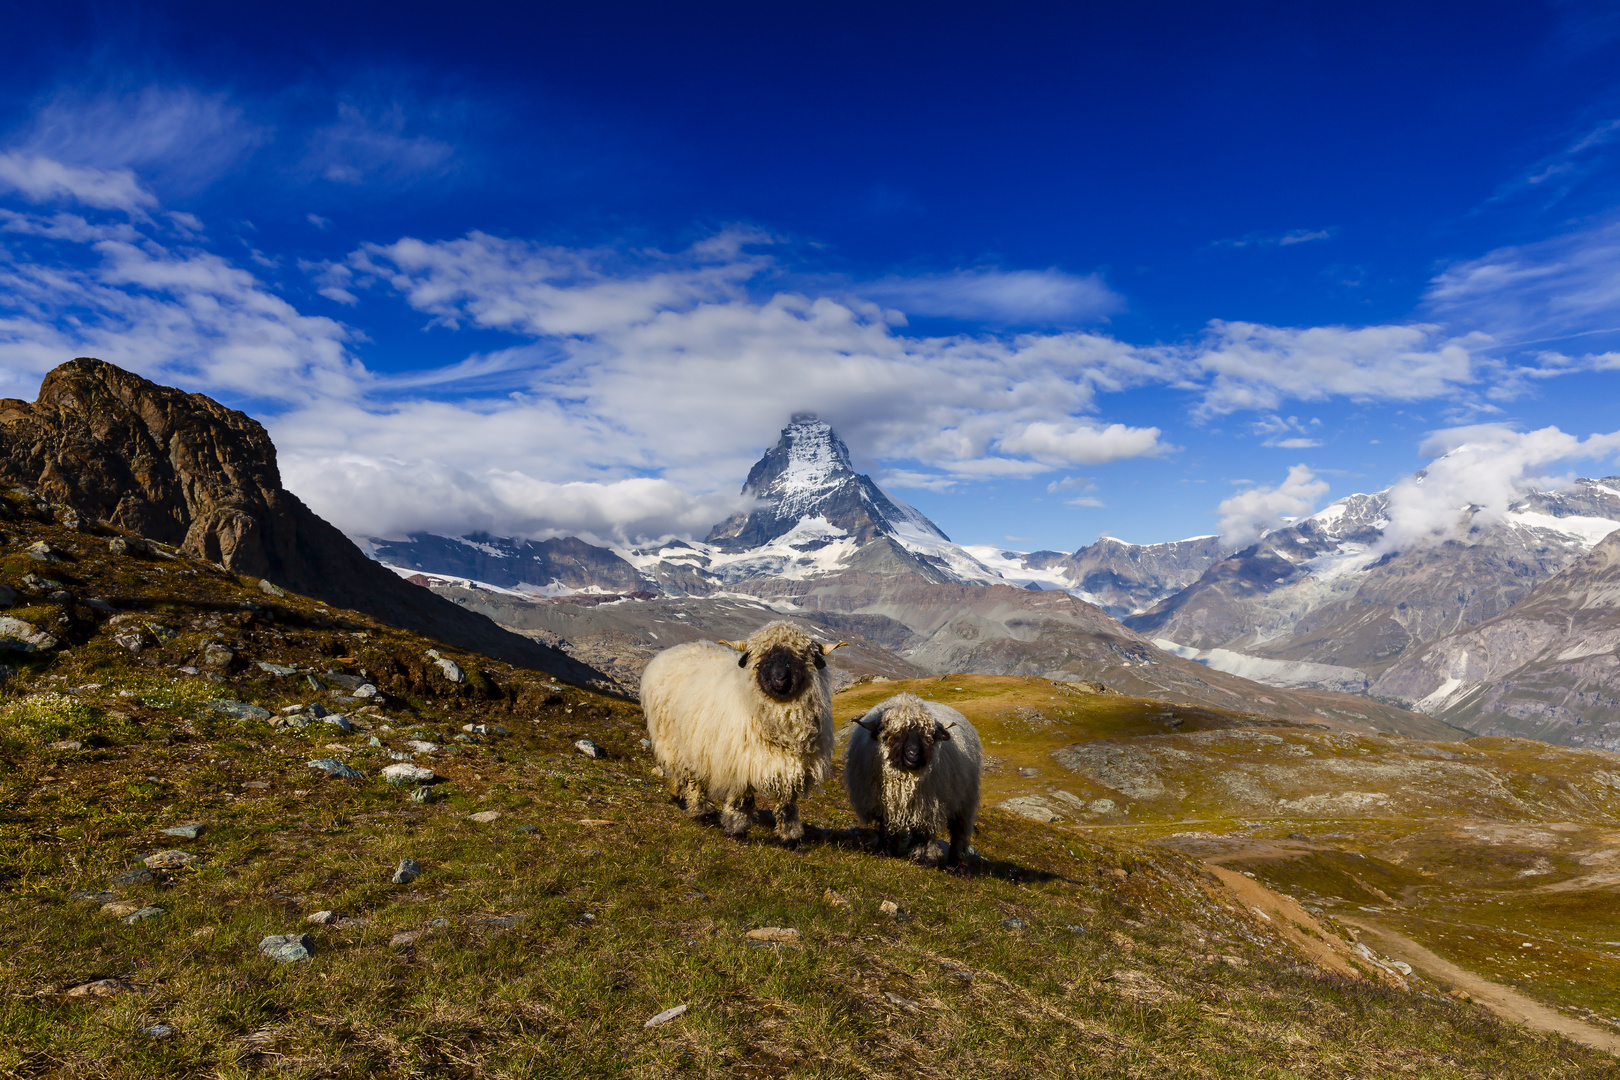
left=0, top=359, right=616, bottom=694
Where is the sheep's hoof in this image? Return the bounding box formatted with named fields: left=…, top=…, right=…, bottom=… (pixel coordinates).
left=775, top=823, right=805, bottom=847
left=720, top=809, right=751, bottom=838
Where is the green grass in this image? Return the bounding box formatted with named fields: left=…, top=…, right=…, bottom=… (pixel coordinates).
left=0, top=517, right=1614, bottom=1077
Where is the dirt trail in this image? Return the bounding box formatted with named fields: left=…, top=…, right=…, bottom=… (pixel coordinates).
left=1341, top=917, right=1620, bottom=1057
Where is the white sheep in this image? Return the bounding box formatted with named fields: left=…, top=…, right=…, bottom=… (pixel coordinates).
left=843, top=692, right=981, bottom=867
left=641, top=620, right=847, bottom=843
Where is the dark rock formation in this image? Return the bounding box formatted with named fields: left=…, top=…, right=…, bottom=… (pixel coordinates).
left=0, top=358, right=618, bottom=693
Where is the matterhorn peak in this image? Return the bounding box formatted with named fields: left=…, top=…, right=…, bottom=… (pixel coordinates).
left=706, top=414, right=949, bottom=553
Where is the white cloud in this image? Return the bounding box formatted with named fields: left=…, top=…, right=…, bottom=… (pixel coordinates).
left=1380, top=424, right=1620, bottom=552
left=1216, top=464, right=1329, bottom=546
left=279, top=452, right=743, bottom=547
left=1271, top=437, right=1321, bottom=448
left=0, top=154, right=156, bottom=213
left=858, top=268, right=1123, bottom=324
left=996, top=419, right=1166, bottom=464
left=1188, top=320, right=1478, bottom=415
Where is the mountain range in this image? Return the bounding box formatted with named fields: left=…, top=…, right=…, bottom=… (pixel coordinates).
left=367, top=414, right=1620, bottom=751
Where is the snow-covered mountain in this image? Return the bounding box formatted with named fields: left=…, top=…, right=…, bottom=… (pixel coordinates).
left=969, top=535, right=1229, bottom=616
left=1124, top=478, right=1620, bottom=697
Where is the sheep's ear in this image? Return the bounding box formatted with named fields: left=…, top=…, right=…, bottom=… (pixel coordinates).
left=934, top=722, right=952, bottom=742
left=819, top=641, right=850, bottom=656
left=718, top=639, right=748, bottom=651
left=737, top=652, right=749, bottom=669
left=854, top=710, right=883, bottom=735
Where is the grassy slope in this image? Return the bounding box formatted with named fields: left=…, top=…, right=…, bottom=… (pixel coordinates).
left=0, top=501, right=1612, bottom=1077
left=839, top=676, right=1620, bottom=1037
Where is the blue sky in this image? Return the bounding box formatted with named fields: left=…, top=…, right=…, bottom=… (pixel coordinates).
left=4, top=2, right=1620, bottom=552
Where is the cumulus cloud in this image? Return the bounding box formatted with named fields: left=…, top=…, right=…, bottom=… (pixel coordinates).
left=1379, top=424, right=1620, bottom=552
left=1216, top=464, right=1329, bottom=546
left=1188, top=319, right=1479, bottom=415
left=996, top=420, right=1166, bottom=464
left=279, top=453, right=744, bottom=547
left=858, top=268, right=1123, bottom=324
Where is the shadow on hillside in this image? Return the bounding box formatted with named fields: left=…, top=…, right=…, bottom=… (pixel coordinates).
left=673, top=798, right=1064, bottom=884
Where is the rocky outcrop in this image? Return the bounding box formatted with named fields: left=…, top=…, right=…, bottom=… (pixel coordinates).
left=0, top=358, right=617, bottom=693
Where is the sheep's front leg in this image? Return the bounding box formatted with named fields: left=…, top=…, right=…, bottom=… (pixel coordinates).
left=945, top=816, right=972, bottom=868
left=679, top=778, right=709, bottom=819
left=773, top=799, right=804, bottom=846
left=719, top=795, right=751, bottom=838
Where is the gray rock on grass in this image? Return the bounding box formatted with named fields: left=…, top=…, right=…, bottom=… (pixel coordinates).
left=161, top=823, right=205, bottom=839
left=143, top=850, right=194, bottom=870
left=392, top=858, right=421, bottom=885
left=308, top=758, right=362, bottom=780
left=212, top=700, right=272, bottom=721
left=259, top=933, right=315, bottom=962
left=123, top=906, right=165, bottom=924
left=382, top=763, right=435, bottom=784
left=574, top=739, right=602, bottom=759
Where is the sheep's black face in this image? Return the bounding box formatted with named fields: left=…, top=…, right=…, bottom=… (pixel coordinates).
left=884, top=729, right=935, bottom=773
left=755, top=644, right=810, bottom=702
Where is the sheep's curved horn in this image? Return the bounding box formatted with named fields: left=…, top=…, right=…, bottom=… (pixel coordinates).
left=717, top=639, right=748, bottom=651
left=819, top=641, right=850, bottom=655
left=934, top=721, right=952, bottom=742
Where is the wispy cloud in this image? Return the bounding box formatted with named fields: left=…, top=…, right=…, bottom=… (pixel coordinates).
left=1216, top=464, right=1328, bottom=545
left=1214, top=227, right=1336, bottom=249
left=858, top=267, right=1123, bottom=324
left=0, top=154, right=155, bottom=213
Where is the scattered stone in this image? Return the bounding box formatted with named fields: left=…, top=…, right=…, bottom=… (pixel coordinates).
left=258, top=933, right=315, bottom=963
left=333, top=916, right=370, bottom=930
left=430, top=917, right=450, bottom=927
left=515, top=824, right=537, bottom=834
left=258, top=661, right=297, bottom=677
left=25, top=540, right=59, bottom=561
left=392, top=858, right=421, bottom=885
left=201, top=644, right=235, bottom=668
left=426, top=650, right=464, bottom=683
left=468, top=810, right=502, bottom=824
left=110, top=867, right=153, bottom=887
left=48, top=740, right=82, bottom=751
left=108, top=536, right=147, bottom=556
left=389, top=930, right=424, bottom=948
left=410, top=787, right=438, bottom=804
left=575, top=739, right=602, bottom=759
left=1015, top=767, right=1039, bottom=778
left=47, top=589, right=73, bottom=604
left=176, top=665, right=199, bottom=675
left=879, top=900, right=901, bottom=917
left=644, top=1004, right=688, bottom=1028
left=354, top=683, right=379, bottom=699
left=101, top=900, right=144, bottom=918
left=280, top=703, right=306, bottom=714
left=306, top=910, right=340, bottom=926
left=66, top=979, right=141, bottom=997
left=123, top=906, right=165, bottom=924
left=822, top=888, right=850, bottom=907
left=242, top=781, right=270, bottom=790
left=143, top=850, right=194, bottom=870
left=0, top=615, right=59, bottom=653
left=405, top=739, right=438, bottom=753
left=1391, top=961, right=1413, bottom=976
left=143, top=1024, right=175, bottom=1039
left=211, top=699, right=272, bottom=721
left=1002, top=917, right=1027, bottom=930
left=482, top=914, right=527, bottom=929
left=1088, top=799, right=1116, bottom=814
left=1102, top=867, right=1129, bottom=882
left=84, top=597, right=115, bottom=614
left=161, top=823, right=205, bottom=839
left=308, top=703, right=330, bottom=718
left=745, top=927, right=801, bottom=944
left=998, top=796, right=1059, bottom=823
left=308, top=758, right=362, bottom=780
left=383, top=763, right=435, bottom=784
left=72, top=890, right=116, bottom=906
left=20, top=572, right=60, bottom=591
left=883, top=992, right=920, bottom=1011
left=324, top=715, right=353, bottom=733
left=257, top=579, right=286, bottom=597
